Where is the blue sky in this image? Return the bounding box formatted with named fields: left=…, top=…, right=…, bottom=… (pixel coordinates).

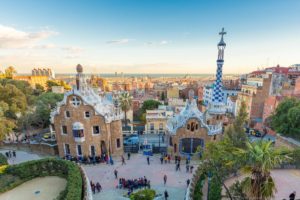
left=0, top=0, right=299, bottom=74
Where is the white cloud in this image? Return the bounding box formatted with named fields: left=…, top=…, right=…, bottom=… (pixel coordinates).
left=0, top=24, right=58, bottom=48
left=62, top=46, right=83, bottom=53
left=30, top=44, right=57, bottom=49
left=106, top=38, right=130, bottom=44
left=159, top=40, right=169, bottom=45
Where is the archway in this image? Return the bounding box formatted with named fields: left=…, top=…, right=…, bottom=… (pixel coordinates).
left=179, top=138, right=204, bottom=155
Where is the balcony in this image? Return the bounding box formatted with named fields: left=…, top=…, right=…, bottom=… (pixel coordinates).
left=74, top=136, right=85, bottom=143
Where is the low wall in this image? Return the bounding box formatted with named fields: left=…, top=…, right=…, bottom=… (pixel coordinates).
left=185, top=164, right=202, bottom=200
left=276, top=135, right=300, bottom=149
left=79, top=165, right=93, bottom=200
left=0, top=142, right=58, bottom=156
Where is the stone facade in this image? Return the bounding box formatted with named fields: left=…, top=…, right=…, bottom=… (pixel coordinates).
left=170, top=118, right=222, bottom=154
left=53, top=94, right=123, bottom=158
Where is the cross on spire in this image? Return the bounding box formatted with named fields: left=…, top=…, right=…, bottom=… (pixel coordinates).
left=219, top=27, right=226, bottom=37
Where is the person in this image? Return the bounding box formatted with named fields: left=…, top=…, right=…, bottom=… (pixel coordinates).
left=114, top=169, right=118, bottom=179
left=186, top=179, right=190, bottom=187
left=91, top=183, right=96, bottom=194
left=12, top=150, right=16, bottom=158
left=122, top=155, right=126, bottom=165
left=96, top=182, right=102, bottom=192
left=186, top=164, right=189, bottom=173
left=167, top=155, right=171, bottom=163
left=163, top=174, right=167, bottom=185
left=190, top=165, right=194, bottom=173
left=164, top=190, right=169, bottom=200
left=147, top=156, right=150, bottom=165
left=127, top=152, right=131, bottom=160
left=5, top=152, right=9, bottom=158
left=160, top=156, right=163, bottom=164
left=289, top=191, right=296, bottom=200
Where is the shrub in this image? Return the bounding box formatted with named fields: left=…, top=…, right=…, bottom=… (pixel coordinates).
left=130, top=189, right=156, bottom=200
left=0, top=153, right=8, bottom=166
left=194, top=173, right=206, bottom=200
left=208, top=175, right=222, bottom=200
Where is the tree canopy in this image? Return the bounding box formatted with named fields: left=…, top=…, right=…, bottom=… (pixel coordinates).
left=271, top=98, right=300, bottom=139
left=141, top=99, right=162, bottom=112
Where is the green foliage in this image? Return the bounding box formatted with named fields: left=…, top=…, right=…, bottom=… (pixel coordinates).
left=46, top=80, right=60, bottom=91
left=161, top=92, right=165, bottom=101
left=119, top=92, right=133, bottom=126
left=2, top=158, right=82, bottom=200
left=130, top=189, right=156, bottom=200
left=208, top=175, right=222, bottom=200
left=290, top=148, right=300, bottom=168
left=232, top=141, right=291, bottom=200
left=193, top=173, right=206, bottom=200
left=228, top=180, right=249, bottom=200
left=4, top=66, right=17, bottom=79
left=141, top=100, right=161, bottom=112
left=0, top=153, right=8, bottom=166
left=27, top=92, right=63, bottom=128
left=0, top=84, right=27, bottom=119
left=225, top=100, right=248, bottom=148
left=271, top=98, right=300, bottom=139
left=34, top=84, right=45, bottom=95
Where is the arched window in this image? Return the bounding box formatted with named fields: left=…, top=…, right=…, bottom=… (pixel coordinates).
left=187, top=124, right=190, bottom=130
left=195, top=124, right=198, bottom=130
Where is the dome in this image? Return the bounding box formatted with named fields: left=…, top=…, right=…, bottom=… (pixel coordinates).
left=76, top=64, right=83, bottom=73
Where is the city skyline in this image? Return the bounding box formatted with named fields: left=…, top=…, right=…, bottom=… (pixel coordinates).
left=0, top=0, right=299, bottom=74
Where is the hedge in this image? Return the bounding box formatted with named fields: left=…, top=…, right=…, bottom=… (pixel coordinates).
left=194, top=173, right=206, bottom=200
left=0, top=153, right=8, bottom=166
left=130, top=189, right=156, bottom=200
left=1, top=158, right=82, bottom=200
left=208, top=175, right=222, bottom=200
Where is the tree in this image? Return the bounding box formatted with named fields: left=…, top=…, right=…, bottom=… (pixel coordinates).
left=161, top=92, right=165, bottom=101
left=0, top=84, right=27, bottom=119
left=119, top=92, right=133, bottom=127
left=141, top=100, right=161, bottom=112
left=4, top=66, right=17, bottom=79
left=46, top=80, right=60, bottom=92
left=225, top=100, right=248, bottom=148
left=233, top=141, right=290, bottom=200
left=0, top=101, right=16, bottom=140
left=271, top=98, right=300, bottom=138
left=34, top=84, right=45, bottom=95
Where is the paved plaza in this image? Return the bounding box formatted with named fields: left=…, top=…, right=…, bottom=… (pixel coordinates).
left=0, top=149, right=43, bottom=165
left=224, top=169, right=300, bottom=200
left=83, top=153, right=194, bottom=200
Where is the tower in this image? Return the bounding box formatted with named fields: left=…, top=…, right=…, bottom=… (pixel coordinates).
left=208, top=28, right=227, bottom=115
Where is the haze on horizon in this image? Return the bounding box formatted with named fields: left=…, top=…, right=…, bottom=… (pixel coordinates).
left=0, top=0, right=299, bottom=74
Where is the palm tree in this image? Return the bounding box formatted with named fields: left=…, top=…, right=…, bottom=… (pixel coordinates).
left=119, top=92, right=133, bottom=127
left=233, top=141, right=290, bottom=200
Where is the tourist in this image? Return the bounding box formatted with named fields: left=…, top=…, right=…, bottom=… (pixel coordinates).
left=164, top=190, right=169, bottom=200
left=91, top=183, right=96, bottom=194
left=160, top=156, right=163, bottom=164
left=12, top=150, right=16, bottom=158
left=186, top=164, right=189, bottom=173
left=289, top=191, right=296, bottom=200
left=127, top=152, right=131, bottom=160
left=190, top=165, right=194, bottom=173
left=114, top=169, right=118, bottom=179
left=163, top=174, right=167, bottom=185
left=122, top=155, right=126, bottom=165
left=175, top=155, right=178, bottom=164
left=5, top=152, right=9, bottom=158
left=147, top=156, right=150, bottom=165
left=187, top=179, right=190, bottom=187
left=96, top=182, right=102, bottom=192
left=164, top=155, right=168, bottom=164
left=167, top=154, right=171, bottom=163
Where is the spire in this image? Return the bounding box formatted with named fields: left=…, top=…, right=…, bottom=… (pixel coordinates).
left=208, top=28, right=227, bottom=115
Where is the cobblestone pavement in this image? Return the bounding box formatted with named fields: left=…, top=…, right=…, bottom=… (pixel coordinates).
left=0, top=149, right=43, bottom=165
left=83, top=153, right=195, bottom=200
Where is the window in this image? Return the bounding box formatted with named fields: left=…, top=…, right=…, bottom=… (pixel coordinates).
left=195, top=124, right=198, bottom=130
left=65, top=111, right=70, bottom=118
left=213, top=135, right=217, bottom=140
left=64, top=144, right=70, bottom=155
left=159, top=123, right=163, bottom=130
left=71, top=96, right=81, bottom=106
left=90, top=145, right=95, bottom=156
left=73, top=129, right=84, bottom=138
left=187, top=124, right=190, bottom=130
left=116, top=138, right=121, bottom=148
left=85, top=111, right=90, bottom=118
left=191, top=122, right=195, bottom=132
left=77, top=145, right=82, bottom=156
left=93, top=126, right=100, bottom=134
left=62, top=126, right=68, bottom=134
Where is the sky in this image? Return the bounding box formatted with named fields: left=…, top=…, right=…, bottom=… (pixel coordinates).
left=0, top=0, right=299, bottom=74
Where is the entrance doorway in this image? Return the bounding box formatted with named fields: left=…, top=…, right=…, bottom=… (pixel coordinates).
left=179, top=138, right=204, bottom=154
